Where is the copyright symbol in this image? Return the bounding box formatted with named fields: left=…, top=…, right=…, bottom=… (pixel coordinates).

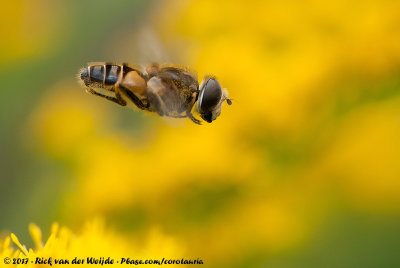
left=4, top=257, right=11, bottom=264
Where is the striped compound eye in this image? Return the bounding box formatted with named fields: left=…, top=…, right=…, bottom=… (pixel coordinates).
left=199, top=78, right=222, bottom=111
left=196, top=77, right=223, bottom=123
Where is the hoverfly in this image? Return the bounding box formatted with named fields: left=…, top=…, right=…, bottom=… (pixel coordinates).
left=79, top=62, right=232, bottom=124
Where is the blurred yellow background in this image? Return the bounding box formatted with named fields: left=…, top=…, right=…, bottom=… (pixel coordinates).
left=1, top=0, right=400, bottom=267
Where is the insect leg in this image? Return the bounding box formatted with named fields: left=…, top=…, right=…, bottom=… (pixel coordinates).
left=186, top=111, right=202, bottom=125
left=117, top=85, right=148, bottom=110
left=169, top=114, right=187, bottom=118
left=86, top=88, right=126, bottom=106
left=185, top=99, right=201, bottom=124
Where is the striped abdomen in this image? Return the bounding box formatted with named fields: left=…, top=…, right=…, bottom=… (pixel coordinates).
left=80, top=63, right=143, bottom=89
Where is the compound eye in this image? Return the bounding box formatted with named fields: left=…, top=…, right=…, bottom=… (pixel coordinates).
left=201, top=112, right=213, bottom=123
left=199, top=78, right=222, bottom=112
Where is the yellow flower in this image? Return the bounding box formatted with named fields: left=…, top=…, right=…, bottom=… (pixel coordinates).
left=1, top=220, right=184, bottom=267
